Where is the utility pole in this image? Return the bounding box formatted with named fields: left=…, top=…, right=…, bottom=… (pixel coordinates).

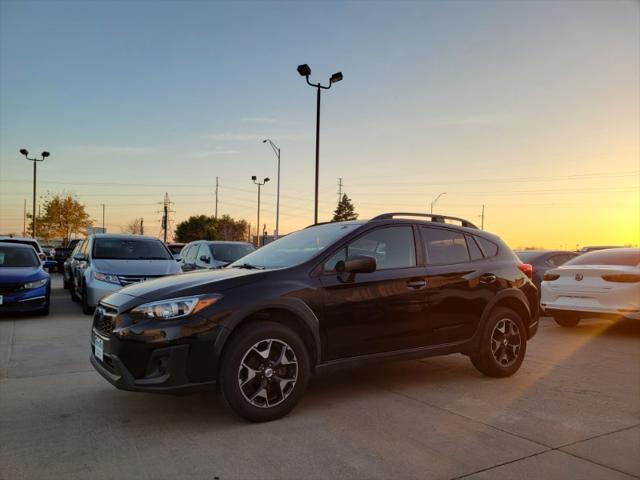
left=215, top=176, right=219, bottom=220
left=480, top=205, right=485, bottom=230
left=262, top=139, right=281, bottom=237
left=157, top=193, right=174, bottom=242
left=101, top=204, right=106, bottom=230
left=337, top=177, right=343, bottom=204
left=23, top=200, right=26, bottom=237
left=140, top=218, right=144, bottom=235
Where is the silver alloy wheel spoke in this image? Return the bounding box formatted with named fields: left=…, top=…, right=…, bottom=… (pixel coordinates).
left=491, top=318, right=521, bottom=368
left=238, top=338, right=299, bottom=409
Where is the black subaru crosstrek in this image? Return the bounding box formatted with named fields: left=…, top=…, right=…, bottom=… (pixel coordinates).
left=90, top=213, right=538, bottom=422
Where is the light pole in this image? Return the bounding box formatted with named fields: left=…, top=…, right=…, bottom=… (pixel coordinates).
left=19, top=148, right=50, bottom=238
left=101, top=204, right=106, bottom=231
left=430, top=192, right=446, bottom=214
left=262, top=139, right=281, bottom=237
left=297, top=63, right=343, bottom=224
left=252, top=176, right=270, bottom=247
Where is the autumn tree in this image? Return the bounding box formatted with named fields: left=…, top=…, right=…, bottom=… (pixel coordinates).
left=31, top=194, right=92, bottom=243
left=331, top=193, right=358, bottom=222
left=122, top=218, right=145, bottom=235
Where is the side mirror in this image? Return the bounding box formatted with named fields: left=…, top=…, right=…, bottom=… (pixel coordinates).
left=199, top=255, right=211, bottom=264
left=73, top=253, right=87, bottom=261
left=335, top=255, right=376, bottom=274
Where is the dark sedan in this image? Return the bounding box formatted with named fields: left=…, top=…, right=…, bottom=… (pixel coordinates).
left=515, top=250, right=579, bottom=291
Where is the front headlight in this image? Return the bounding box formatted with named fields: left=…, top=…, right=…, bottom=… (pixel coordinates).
left=94, top=272, right=121, bottom=284
left=130, top=295, right=222, bottom=321
left=22, top=278, right=48, bottom=290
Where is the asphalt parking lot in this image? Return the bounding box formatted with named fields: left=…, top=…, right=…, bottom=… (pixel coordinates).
left=1, top=274, right=639, bottom=480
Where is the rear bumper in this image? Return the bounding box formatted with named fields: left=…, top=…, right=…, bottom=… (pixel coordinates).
left=544, top=306, right=640, bottom=321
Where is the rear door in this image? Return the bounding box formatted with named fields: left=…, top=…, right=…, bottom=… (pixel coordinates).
left=421, top=227, right=496, bottom=345
left=320, top=225, right=429, bottom=360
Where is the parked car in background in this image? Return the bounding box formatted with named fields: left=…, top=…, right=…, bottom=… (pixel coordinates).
left=41, top=244, right=57, bottom=260
left=541, top=248, right=640, bottom=327
left=90, top=212, right=538, bottom=422
left=55, top=238, right=82, bottom=272
left=179, top=240, right=255, bottom=271
left=166, top=242, right=185, bottom=259
left=69, top=234, right=181, bottom=314
left=0, top=243, right=51, bottom=316
left=579, top=245, right=622, bottom=253
left=515, top=250, right=579, bottom=291
left=0, top=236, right=56, bottom=270
left=63, top=240, right=84, bottom=290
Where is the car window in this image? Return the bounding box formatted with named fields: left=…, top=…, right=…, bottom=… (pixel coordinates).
left=80, top=240, right=89, bottom=256
left=466, top=235, right=484, bottom=261
left=421, top=227, right=470, bottom=265
left=548, top=254, right=573, bottom=267
left=179, top=244, right=191, bottom=261
left=185, top=244, right=199, bottom=263
left=475, top=236, right=499, bottom=257
left=93, top=238, right=172, bottom=260
left=0, top=245, right=40, bottom=267
left=324, top=226, right=416, bottom=271
left=197, top=243, right=212, bottom=262
left=210, top=243, right=255, bottom=263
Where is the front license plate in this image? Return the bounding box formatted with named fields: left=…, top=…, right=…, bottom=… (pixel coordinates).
left=95, top=336, right=104, bottom=361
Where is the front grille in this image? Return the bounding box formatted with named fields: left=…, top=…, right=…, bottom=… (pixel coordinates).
left=118, top=275, right=160, bottom=286
left=0, top=284, right=21, bottom=295
left=94, top=303, right=118, bottom=335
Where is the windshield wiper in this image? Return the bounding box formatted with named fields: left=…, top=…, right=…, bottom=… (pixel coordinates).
left=232, top=263, right=265, bottom=270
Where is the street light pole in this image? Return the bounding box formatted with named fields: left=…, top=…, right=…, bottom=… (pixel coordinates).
left=101, top=204, right=106, bottom=230
left=430, top=192, right=447, bottom=214
left=262, top=139, right=281, bottom=237
left=251, top=176, right=270, bottom=247
left=19, top=148, right=50, bottom=238
left=297, top=64, right=343, bottom=224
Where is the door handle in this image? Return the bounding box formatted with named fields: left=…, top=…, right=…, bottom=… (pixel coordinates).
left=479, top=274, right=497, bottom=284
left=406, top=280, right=427, bottom=290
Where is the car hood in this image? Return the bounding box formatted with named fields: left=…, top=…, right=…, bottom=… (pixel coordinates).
left=0, top=266, right=47, bottom=283
left=102, top=267, right=267, bottom=307
left=92, top=259, right=180, bottom=276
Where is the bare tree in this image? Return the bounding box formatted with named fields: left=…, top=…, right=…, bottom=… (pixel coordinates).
left=122, top=217, right=144, bottom=235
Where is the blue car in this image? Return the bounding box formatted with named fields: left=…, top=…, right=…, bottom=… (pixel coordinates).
left=0, top=243, right=51, bottom=316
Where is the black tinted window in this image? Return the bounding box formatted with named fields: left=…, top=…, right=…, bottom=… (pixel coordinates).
left=0, top=245, right=39, bottom=267
left=566, top=249, right=640, bottom=266
left=93, top=238, right=172, bottom=260
left=211, top=244, right=255, bottom=263
left=476, top=236, right=498, bottom=257
left=325, top=226, right=416, bottom=271
left=422, top=228, right=470, bottom=265
left=466, top=235, right=484, bottom=261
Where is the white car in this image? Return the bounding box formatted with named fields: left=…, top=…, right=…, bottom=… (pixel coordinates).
left=541, top=248, right=640, bottom=327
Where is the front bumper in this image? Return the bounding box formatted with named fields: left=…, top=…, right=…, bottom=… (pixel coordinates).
left=0, top=285, right=48, bottom=314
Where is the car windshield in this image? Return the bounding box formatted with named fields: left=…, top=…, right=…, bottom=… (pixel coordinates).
left=93, top=238, right=172, bottom=260
left=0, top=245, right=40, bottom=267
left=565, top=249, right=640, bottom=267
left=229, top=223, right=361, bottom=269
left=211, top=243, right=255, bottom=263
left=515, top=251, right=543, bottom=263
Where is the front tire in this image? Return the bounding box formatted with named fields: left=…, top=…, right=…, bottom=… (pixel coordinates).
left=218, top=322, right=310, bottom=422
left=470, top=307, right=527, bottom=378
left=553, top=312, right=580, bottom=328
left=81, top=283, right=94, bottom=315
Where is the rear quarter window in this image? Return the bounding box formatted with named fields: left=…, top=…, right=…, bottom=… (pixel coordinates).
left=475, top=236, right=498, bottom=257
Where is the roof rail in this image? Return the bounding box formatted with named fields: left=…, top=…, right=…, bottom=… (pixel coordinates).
left=370, top=212, right=478, bottom=229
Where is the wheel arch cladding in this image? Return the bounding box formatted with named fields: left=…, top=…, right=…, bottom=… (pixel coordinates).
left=214, top=299, right=322, bottom=368
left=482, top=289, right=532, bottom=330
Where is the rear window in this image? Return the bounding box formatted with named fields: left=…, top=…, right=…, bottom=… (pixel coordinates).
left=515, top=251, right=542, bottom=263
left=0, top=245, right=40, bottom=267
left=566, top=249, right=640, bottom=267
left=93, top=238, right=172, bottom=260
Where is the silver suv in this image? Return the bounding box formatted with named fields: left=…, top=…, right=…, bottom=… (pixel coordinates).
left=69, top=234, right=181, bottom=314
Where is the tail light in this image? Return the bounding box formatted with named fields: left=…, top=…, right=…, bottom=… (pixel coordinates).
left=602, top=274, right=640, bottom=283
left=518, top=263, right=533, bottom=279
left=543, top=273, right=560, bottom=281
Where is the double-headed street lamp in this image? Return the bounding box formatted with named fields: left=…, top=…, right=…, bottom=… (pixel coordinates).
left=297, top=63, right=343, bottom=224
left=262, top=139, right=281, bottom=237
left=430, top=192, right=447, bottom=214
left=252, top=176, right=270, bottom=247
left=19, top=148, right=50, bottom=238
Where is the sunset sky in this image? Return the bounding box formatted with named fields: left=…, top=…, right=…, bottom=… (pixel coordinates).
left=1, top=0, right=638, bottom=249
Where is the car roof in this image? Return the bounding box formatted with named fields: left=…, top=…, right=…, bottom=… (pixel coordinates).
left=91, top=233, right=161, bottom=241
left=0, top=236, right=39, bottom=243
left=0, top=242, right=38, bottom=250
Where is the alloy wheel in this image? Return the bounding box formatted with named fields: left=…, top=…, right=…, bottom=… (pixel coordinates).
left=238, top=339, right=298, bottom=408
left=491, top=318, right=522, bottom=368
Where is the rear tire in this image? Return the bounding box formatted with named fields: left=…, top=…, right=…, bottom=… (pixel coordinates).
left=218, top=321, right=310, bottom=422
left=470, top=307, right=527, bottom=378
left=553, top=313, right=580, bottom=328
left=63, top=276, right=69, bottom=290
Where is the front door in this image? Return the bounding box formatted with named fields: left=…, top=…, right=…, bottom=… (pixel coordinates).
left=320, top=225, right=429, bottom=360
